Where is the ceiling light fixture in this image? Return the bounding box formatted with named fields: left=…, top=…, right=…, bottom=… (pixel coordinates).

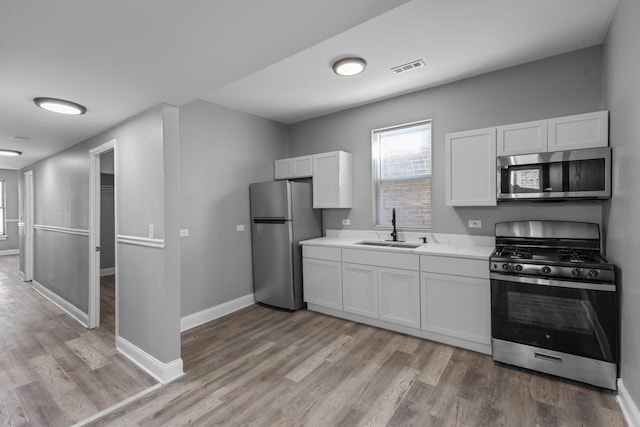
left=33, top=97, right=87, bottom=115
left=332, top=57, right=367, bottom=76
left=0, top=149, right=22, bottom=157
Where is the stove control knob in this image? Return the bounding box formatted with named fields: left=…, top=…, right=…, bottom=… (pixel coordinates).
left=501, top=263, right=510, bottom=271
left=541, top=266, right=551, bottom=274
left=514, top=264, right=523, bottom=272
left=588, top=269, right=599, bottom=278
left=571, top=268, right=581, bottom=277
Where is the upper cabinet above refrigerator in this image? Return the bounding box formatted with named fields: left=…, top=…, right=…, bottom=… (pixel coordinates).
left=274, top=150, right=353, bottom=209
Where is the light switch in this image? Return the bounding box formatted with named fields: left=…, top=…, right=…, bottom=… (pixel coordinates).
left=342, top=219, right=351, bottom=226
left=236, top=224, right=245, bottom=231
left=468, top=220, right=482, bottom=228
left=148, top=224, right=155, bottom=238
left=180, top=229, right=189, bottom=237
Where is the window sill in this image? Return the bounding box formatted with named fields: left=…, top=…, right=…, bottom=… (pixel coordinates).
left=0, top=235, right=8, bottom=241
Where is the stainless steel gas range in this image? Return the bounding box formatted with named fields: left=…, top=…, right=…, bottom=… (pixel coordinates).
left=489, top=220, right=618, bottom=390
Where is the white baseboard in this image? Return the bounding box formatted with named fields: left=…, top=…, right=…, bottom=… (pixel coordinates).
left=0, top=249, right=19, bottom=256
left=116, top=336, right=184, bottom=385
left=181, top=293, right=255, bottom=332
left=32, top=280, right=89, bottom=328
left=17, top=271, right=25, bottom=281
left=100, top=267, right=115, bottom=276
left=618, top=379, right=640, bottom=427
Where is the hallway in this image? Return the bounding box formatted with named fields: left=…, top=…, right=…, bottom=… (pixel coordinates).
left=0, top=255, right=156, bottom=426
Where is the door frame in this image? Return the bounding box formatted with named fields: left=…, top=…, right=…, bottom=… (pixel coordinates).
left=88, top=139, right=116, bottom=329
left=23, top=170, right=34, bottom=281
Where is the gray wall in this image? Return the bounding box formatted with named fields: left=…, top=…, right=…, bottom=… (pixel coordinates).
left=20, top=104, right=181, bottom=364
left=179, top=99, right=287, bottom=317
left=603, top=0, right=640, bottom=407
left=0, top=169, right=19, bottom=252
left=288, top=46, right=605, bottom=235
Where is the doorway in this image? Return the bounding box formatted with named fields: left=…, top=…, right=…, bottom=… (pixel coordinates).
left=89, top=140, right=116, bottom=331
left=23, top=170, right=34, bottom=281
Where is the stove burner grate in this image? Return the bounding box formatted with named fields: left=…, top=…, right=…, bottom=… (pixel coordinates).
left=556, top=249, right=601, bottom=264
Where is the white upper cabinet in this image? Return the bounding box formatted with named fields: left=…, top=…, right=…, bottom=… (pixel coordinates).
left=313, top=151, right=352, bottom=208
left=496, top=119, right=548, bottom=156
left=496, top=111, right=609, bottom=156
left=445, top=127, right=497, bottom=206
left=274, top=155, right=313, bottom=180
left=548, top=111, right=608, bottom=152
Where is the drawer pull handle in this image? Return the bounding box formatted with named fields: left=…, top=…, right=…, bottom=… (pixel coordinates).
left=534, top=352, right=563, bottom=364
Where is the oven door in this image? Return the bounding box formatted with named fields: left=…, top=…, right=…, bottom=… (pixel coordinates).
left=490, top=273, right=617, bottom=362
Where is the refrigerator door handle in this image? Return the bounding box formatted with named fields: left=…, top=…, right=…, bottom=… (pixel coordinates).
left=253, top=218, right=287, bottom=224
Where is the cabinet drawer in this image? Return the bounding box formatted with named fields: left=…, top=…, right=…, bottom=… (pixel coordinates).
left=342, top=248, right=418, bottom=270
left=302, top=245, right=341, bottom=262
left=420, top=255, right=489, bottom=279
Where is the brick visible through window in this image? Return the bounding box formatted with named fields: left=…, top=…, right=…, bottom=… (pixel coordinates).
left=372, top=120, right=432, bottom=228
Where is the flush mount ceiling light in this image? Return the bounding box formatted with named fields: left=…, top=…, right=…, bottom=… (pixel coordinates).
left=33, top=97, right=87, bottom=115
left=332, top=57, right=367, bottom=76
left=0, top=149, right=22, bottom=157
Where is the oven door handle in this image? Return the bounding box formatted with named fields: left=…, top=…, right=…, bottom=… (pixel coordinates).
left=490, top=273, right=616, bottom=292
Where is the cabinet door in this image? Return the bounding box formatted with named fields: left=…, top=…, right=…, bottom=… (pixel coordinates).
left=548, top=111, right=608, bottom=152
left=445, top=127, right=497, bottom=206
left=313, top=151, right=352, bottom=208
left=421, top=272, right=490, bottom=345
left=497, top=120, right=548, bottom=155
left=342, top=263, right=378, bottom=319
left=275, top=156, right=313, bottom=179
left=302, top=258, right=342, bottom=310
left=378, top=267, right=420, bottom=329
left=292, top=156, right=313, bottom=177
left=274, top=159, right=293, bottom=180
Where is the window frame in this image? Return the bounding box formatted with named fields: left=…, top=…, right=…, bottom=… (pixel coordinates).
left=370, top=119, right=433, bottom=231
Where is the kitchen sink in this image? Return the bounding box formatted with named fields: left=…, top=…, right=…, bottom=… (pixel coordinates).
left=355, top=241, right=422, bottom=249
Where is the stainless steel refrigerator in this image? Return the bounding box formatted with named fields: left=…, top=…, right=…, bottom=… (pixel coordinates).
left=249, top=180, right=322, bottom=310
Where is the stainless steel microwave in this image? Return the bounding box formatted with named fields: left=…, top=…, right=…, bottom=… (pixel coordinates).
left=497, top=147, right=611, bottom=201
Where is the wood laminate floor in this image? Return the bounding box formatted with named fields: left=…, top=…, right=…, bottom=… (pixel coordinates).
left=90, top=303, right=626, bottom=426
left=0, top=252, right=627, bottom=426
left=0, top=255, right=156, bottom=426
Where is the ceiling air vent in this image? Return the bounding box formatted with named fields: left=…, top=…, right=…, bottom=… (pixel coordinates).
left=391, top=59, right=425, bottom=74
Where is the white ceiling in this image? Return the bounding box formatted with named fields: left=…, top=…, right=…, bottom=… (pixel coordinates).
left=0, top=0, right=618, bottom=170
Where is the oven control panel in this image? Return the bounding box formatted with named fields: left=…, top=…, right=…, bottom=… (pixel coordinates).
left=490, top=261, right=614, bottom=283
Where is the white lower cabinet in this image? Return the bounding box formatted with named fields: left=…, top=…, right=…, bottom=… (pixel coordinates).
left=303, top=244, right=491, bottom=355
left=379, top=268, right=420, bottom=328
left=342, top=263, right=378, bottom=319
left=420, top=272, right=491, bottom=346
left=302, top=257, right=342, bottom=310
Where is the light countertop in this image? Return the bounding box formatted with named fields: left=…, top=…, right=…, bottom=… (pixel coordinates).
left=300, top=230, right=494, bottom=260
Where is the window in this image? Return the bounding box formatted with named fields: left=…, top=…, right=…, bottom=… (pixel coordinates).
left=0, top=180, right=5, bottom=236
left=372, top=120, right=432, bottom=228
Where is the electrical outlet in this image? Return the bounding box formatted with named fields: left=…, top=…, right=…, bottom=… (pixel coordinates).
left=342, top=219, right=351, bottom=226
left=468, top=220, right=482, bottom=228
left=180, top=229, right=189, bottom=237
left=236, top=224, right=245, bottom=231
left=148, top=224, right=155, bottom=238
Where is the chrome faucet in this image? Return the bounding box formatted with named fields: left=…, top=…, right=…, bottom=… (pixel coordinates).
left=390, top=208, right=398, bottom=242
